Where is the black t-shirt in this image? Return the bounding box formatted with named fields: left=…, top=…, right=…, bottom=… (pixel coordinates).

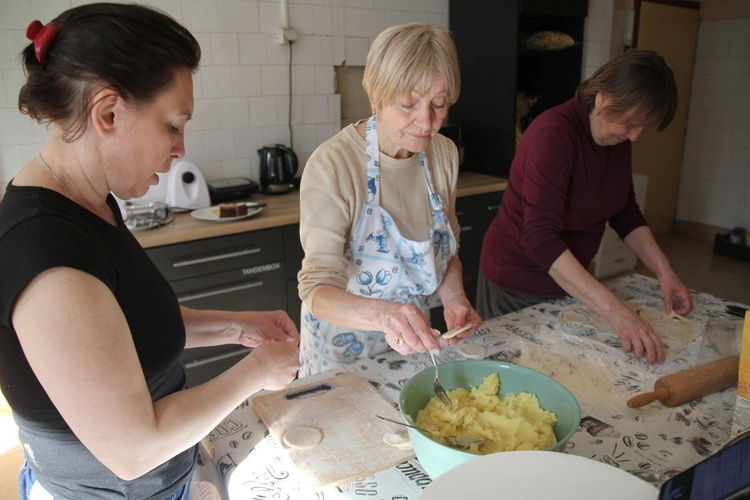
left=0, top=183, right=194, bottom=498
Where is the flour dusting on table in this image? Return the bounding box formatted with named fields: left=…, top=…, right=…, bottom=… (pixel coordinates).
left=517, top=325, right=626, bottom=413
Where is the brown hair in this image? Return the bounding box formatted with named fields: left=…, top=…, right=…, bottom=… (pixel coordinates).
left=576, top=49, right=677, bottom=131
left=363, top=23, right=460, bottom=110
left=18, top=3, right=201, bottom=142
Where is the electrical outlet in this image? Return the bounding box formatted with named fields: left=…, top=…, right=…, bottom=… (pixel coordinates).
left=274, top=27, right=298, bottom=45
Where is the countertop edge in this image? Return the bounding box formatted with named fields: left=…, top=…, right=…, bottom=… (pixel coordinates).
left=135, top=172, right=507, bottom=249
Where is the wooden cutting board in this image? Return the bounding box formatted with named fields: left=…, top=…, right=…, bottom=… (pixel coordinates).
left=252, top=372, right=415, bottom=488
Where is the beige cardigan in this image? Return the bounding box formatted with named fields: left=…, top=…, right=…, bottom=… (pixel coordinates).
left=297, top=121, right=461, bottom=310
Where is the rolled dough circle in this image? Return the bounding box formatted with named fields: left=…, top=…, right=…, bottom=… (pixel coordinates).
left=283, top=426, right=323, bottom=449
left=640, top=310, right=663, bottom=321
left=458, top=343, right=488, bottom=359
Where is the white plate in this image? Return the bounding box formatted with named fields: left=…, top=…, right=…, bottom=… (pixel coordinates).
left=419, top=451, right=658, bottom=500
left=190, top=205, right=263, bottom=222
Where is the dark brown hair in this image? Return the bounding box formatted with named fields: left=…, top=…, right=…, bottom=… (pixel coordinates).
left=18, top=3, right=201, bottom=142
left=576, top=49, right=677, bottom=131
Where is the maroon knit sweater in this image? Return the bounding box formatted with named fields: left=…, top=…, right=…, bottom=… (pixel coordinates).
left=479, top=97, right=647, bottom=297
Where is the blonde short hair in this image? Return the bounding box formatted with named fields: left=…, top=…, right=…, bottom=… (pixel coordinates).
left=363, top=23, right=460, bottom=110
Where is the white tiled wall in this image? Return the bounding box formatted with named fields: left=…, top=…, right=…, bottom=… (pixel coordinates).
left=584, top=4, right=750, bottom=233
left=676, top=16, right=750, bottom=232
left=0, top=0, right=450, bottom=198
left=582, top=0, right=614, bottom=79
left=4, top=3, right=743, bottom=294
left=610, top=5, right=634, bottom=59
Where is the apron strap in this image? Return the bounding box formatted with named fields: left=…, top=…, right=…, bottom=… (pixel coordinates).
left=418, top=152, right=445, bottom=214
left=364, top=116, right=381, bottom=206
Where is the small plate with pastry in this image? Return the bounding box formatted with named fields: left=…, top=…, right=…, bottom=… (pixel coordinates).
left=190, top=201, right=265, bottom=222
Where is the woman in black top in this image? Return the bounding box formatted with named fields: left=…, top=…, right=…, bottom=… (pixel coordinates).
left=0, top=4, right=300, bottom=498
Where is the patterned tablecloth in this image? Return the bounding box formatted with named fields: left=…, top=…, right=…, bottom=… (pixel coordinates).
left=198, top=273, right=746, bottom=499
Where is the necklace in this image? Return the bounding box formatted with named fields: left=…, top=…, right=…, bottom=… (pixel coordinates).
left=38, top=153, right=115, bottom=224
left=39, top=153, right=117, bottom=226
left=39, top=153, right=67, bottom=192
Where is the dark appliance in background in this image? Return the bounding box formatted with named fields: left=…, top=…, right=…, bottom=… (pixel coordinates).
left=207, top=177, right=259, bottom=204
left=258, top=144, right=298, bottom=194
left=449, top=0, right=588, bottom=178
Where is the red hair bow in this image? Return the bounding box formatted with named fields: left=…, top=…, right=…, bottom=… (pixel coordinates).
left=26, top=20, right=60, bottom=63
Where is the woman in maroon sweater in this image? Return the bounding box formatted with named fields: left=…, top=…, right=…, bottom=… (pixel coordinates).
left=478, top=50, right=692, bottom=365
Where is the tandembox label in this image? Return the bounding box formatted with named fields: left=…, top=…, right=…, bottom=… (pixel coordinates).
left=242, top=262, right=282, bottom=275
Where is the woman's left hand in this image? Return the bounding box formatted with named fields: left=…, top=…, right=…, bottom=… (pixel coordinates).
left=441, top=296, right=482, bottom=345
left=234, top=310, right=300, bottom=347
left=658, top=270, right=693, bottom=316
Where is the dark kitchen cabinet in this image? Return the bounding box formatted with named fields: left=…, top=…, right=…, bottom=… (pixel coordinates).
left=430, top=190, right=503, bottom=331
left=146, top=227, right=300, bottom=386
left=283, top=224, right=304, bottom=331
left=456, top=191, right=504, bottom=307
left=449, top=0, right=588, bottom=178
left=144, top=186, right=504, bottom=380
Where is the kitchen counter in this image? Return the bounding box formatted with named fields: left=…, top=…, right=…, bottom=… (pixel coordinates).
left=133, top=171, right=507, bottom=249
left=197, top=273, right=747, bottom=498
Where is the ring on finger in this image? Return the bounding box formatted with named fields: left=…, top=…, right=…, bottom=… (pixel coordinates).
left=396, top=337, right=404, bottom=347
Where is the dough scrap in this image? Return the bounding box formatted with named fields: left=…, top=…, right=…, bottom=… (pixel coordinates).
left=383, top=432, right=412, bottom=450
left=442, top=324, right=472, bottom=340
left=283, top=426, right=323, bottom=449
left=459, top=343, right=488, bottom=359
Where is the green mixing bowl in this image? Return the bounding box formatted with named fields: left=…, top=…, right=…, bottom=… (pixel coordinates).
left=399, top=359, right=581, bottom=479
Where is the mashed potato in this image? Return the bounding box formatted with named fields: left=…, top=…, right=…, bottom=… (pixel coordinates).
left=414, top=373, right=557, bottom=454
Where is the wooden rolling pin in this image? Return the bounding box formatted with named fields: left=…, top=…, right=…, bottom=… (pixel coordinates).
left=627, top=355, right=740, bottom=408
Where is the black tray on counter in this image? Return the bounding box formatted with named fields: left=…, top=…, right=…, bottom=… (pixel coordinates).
left=713, top=233, right=750, bottom=262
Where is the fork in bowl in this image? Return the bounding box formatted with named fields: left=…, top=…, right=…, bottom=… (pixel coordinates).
left=428, top=350, right=452, bottom=407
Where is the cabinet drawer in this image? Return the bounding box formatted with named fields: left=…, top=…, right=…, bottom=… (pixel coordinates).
left=170, top=259, right=286, bottom=386
left=146, top=228, right=284, bottom=281
left=455, top=191, right=503, bottom=307
left=170, top=263, right=286, bottom=310
left=590, top=245, right=637, bottom=279
left=599, top=224, right=627, bottom=253
left=181, top=347, right=251, bottom=386
left=455, top=192, right=503, bottom=250
left=473, top=192, right=503, bottom=230
left=286, top=281, right=302, bottom=330
left=283, top=225, right=303, bottom=281
left=455, top=197, right=476, bottom=248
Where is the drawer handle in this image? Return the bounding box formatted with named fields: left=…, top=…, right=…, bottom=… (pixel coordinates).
left=183, top=347, right=252, bottom=369
left=177, top=281, right=264, bottom=303
left=173, top=248, right=261, bottom=268
left=486, top=204, right=501, bottom=211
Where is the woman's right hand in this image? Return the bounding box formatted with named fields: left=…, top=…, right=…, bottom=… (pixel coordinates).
left=247, top=342, right=300, bottom=391
left=548, top=251, right=665, bottom=364
left=605, top=304, right=665, bottom=364
left=381, top=302, right=441, bottom=354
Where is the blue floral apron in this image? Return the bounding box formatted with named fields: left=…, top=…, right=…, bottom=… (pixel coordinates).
left=299, top=116, right=457, bottom=376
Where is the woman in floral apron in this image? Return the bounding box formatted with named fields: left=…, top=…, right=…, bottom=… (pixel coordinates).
left=297, top=23, right=482, bottom=376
